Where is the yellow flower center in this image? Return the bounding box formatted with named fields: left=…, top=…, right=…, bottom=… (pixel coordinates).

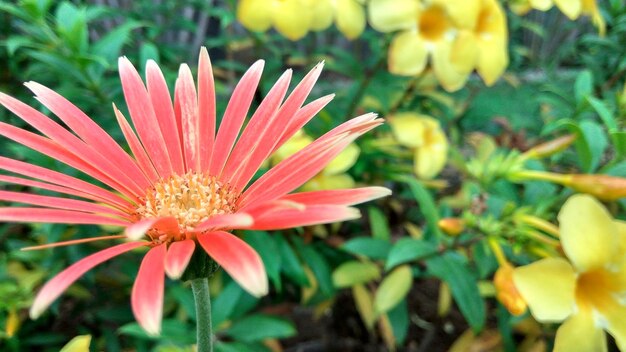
left=476, top=4, right=498, bottom=39
left=418, top=6, right=450, bottom=41
left=575, top=269, right=622, bottom=312
left=138, top=172, right=240, bottom=231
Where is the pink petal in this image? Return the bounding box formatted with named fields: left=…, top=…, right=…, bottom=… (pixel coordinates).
left=0, top=156, right=133, bottom=211
left=0, top=175, right=131, bottom=212
left=125, top=217, right=180, bottom=240
left=176, top=64, right=201, bottom=172
left=113, top=105, right=160, bottom=182
left=272, top=94, right=335, bottom=153
left=0, top=121, right=140, bottom=197
left=197, top=231, right=268, bottom=297
left=146, top=60, right=185, bottom=175
left=209, top=60, right=264, bottom=176
left=25, top=82, right=151, bottom=189
left=118, top=57, right=173, bottom=177
left=0, top=190, right=131, bottom=219
left=30, top=241, right=147, bottom=319
left=197, top=47, right=216, bottom=171
left=0, top=207, right=130, bottom=226
left=280, top=187, right=391, bottom=206
left=132, top=244, right=166, bottom=336
left=164, top=239, right=195, bottom=279
left=222, top=68, right=293, bottom=188
left=247, top=204, right=361, bottom=230
left=227, top=64, right=325, bottom=190
left=193, top=212, right=254, bottom=232
left=0, top=93, right=144, bottom=199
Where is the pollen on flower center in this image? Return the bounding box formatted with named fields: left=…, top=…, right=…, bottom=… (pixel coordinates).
left=137, top=172, right=240, bottom=230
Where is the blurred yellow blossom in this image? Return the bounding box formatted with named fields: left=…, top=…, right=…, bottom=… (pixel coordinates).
left=389, top=113, right=448, bottom=179
left=271, top=130, right=360, bottom=191
left=510, top=0, right=605, bottom=35
left=513, top=195, right=626, bottom=351
left=237, top=0, right=365, bottom=40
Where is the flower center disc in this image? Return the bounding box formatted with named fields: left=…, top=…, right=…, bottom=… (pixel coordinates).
left=138, top=172, right=239, bottom=231
left=418, top=6, right=450, bottom=41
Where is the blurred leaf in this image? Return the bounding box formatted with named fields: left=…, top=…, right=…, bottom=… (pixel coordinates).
left=405, top=178, right=443, bottom=239
left=374, top=265, right=412, bottom=315
left=611, top=131, right=626, bottom=159
left=211, top=280, right=244, bottom=327
left=92, top=21, right=142, bottom=63
left=368, top=207, right=391, bottom=241
left=427, top=253, right=485, bottom=332
left=574, top=70, right=593, bottom=104
left=353, top=284, right=376, bottom=329
left=275, top=235, right=309, bottom=286
left=385, top=238, right=437, bottom=270
left=578, top=119, right=608, bottom=172
left=4, top=36, right=32, bottom=56
left=388, top=298, right=409, bottom=346
left=59, top=335, right=91, bottom=352
left=586, top=96, right=617, bottom=131
left=342, top=237, right=392, bottom=260
left=332, top=260, right=381, bottom=288
left=293, top=238, right=334, bottom=296
left=225, top=314, right=296, bottom=342
left=245, top=231, right=282, bottom=292
left=55, top=2, right=88, bottom=53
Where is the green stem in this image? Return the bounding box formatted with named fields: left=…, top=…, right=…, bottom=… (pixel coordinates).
left=192, top=278, right=213, bottom=352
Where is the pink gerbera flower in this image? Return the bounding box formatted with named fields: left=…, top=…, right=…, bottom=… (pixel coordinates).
left=0, top=48, right=388, bottom=335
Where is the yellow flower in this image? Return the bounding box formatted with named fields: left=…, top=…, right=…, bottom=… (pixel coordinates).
left=451, top=0, right=509, bottom=86
left=271, top=130, right=360, bottom=191
left=308, top=0, right=366, bottom=40
left=494, top=262, right=528, bottom=316
left=389, top=113, right=448, bottom=179
left=509, top=0, right=604, bottom=35
left=368, top=0, right=479, bottom=91
left=237, top=0, right=312, bottom=41
left=513, top=195, right=626, bottom=351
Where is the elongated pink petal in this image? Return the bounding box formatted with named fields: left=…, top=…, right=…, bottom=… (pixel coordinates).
left=0, top=121, right=141, bottom=200
left=209, top=60, right=264, bottom=175
left=247, top=204, right=361, bottom=230
left=0, top=156, right=133, bottom=211
left=164, top=240, right=195, bottom=279
left=30, top=241, right=147, bottom=319
left=132, top=244, right=166, bottom=336
left=197, top=47, right=216, bottom=171
left=125, top=217, right=180, bottom=240
left=197, top=231, right=267, bottom=296
left=279, top=187, right=391, bottom=206
left=176, top=64, right=201, bottom=172
left=0, top=190, right=131, bottom=219
left=119, top=57, right=173, bottom=177
left=21, top=234, right=127, bottom=251
left=272, top=94, right=335, bottom=153
left=193, top=212, right=254, bottom=232
left=113, top=105, right=159, bottom=182
left=0, top=207, right=129, bottom=226
left=222, top=69, right=292, bottom=187
left=0, top=175, right=131, bottom=212
left=25, top=82, right=151, bottom=189
left=227, top=64, right=325, bottom=190
left=146, top=60, right=185, bottom=174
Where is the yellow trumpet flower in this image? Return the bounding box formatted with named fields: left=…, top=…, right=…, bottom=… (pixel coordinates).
left=307, top=0, right=367, bottom=40
left=389, top=113, right=448, bottom=179
left=513, top=195, right=626, bottom=351
left=510, top=0, right=605, bottom=36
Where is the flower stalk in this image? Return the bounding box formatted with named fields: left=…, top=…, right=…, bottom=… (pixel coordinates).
left=191, top=278, right=213, bottom=352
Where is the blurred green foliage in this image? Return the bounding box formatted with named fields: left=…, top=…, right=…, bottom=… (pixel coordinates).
left=0, top=0, right=625, bottom=351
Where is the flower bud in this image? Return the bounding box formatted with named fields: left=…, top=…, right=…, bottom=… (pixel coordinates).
left=564, top=174, right=626, bottom=201
left=438, top=218, right=465, bottom=237
left=523, top=134, right=576, bottom=159
left=494, top=263, right=527, bottom=316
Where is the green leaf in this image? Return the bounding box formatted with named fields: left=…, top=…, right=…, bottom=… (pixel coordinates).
left=342, top=237, right=392, bottom=260
left=275, top=235, right=309, bottom=286
left=92, top=21, right=142, bottom=63
left=388, top=299, right=409, bottom=345
left=574, top=70, right=593, bottom=104
left=374, top=265, right=412, bottom=314
left=586, top=96, right=617, bottom=131
left=293, top=238, right=334, bottom=295
left=427, top=253, right=485, bottom=332
left=611, top=131, right=626, bottom=159
left=4, top=36, right=31, bottom=56
left=245, top=231, right=282, bottom=292
left=368, top=207, right=391, bottom=241
left=578, top=120, right=608, bottom=172
left=225, top=314, right=296, bottom=342
left=211, top=281, right=244, bottom=327
left=404, top=178, right=442, bottom=239
left=385, top=238, right=437, bottom=270
left=332, top=260, right=381, bottom=288
left=55, top=2, right=88, bottom=53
